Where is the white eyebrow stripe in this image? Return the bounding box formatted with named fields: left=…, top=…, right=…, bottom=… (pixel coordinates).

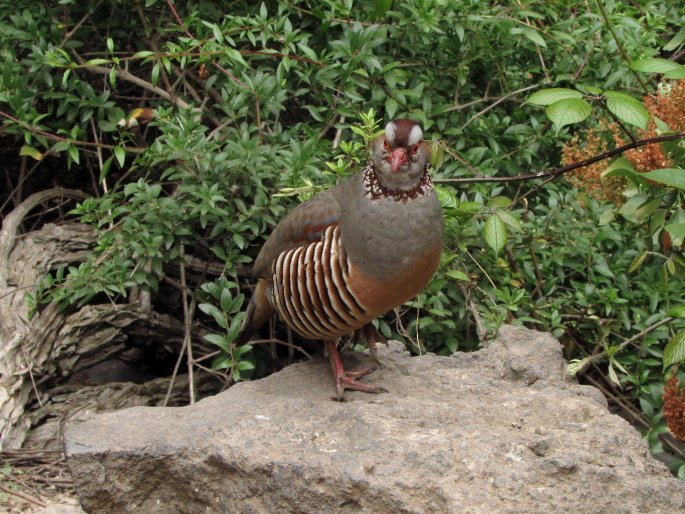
left=408, top=124, right=423, bottom=146
left=384, top=121, right=396, bottom=145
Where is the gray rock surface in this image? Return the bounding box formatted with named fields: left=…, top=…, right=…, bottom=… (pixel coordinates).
left=65, top=325, right=685, bottom=513
left=39, top=504, right=86, bottom=514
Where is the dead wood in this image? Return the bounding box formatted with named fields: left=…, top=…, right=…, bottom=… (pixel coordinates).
left=0, top=189, right=214, bottom=450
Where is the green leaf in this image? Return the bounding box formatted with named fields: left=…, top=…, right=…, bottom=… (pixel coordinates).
left=633, top=197, right=660, bottom=222
left=607, top=360, right=622, bottom=387
left=372, top=0, right=393, bottom=18
left=445, top=269, right=470, bottom=281
left=628, top=252, right=648, bottom=273
left=664, top=28, right=685, bottom=51
left=151, top=62, right=160, bottom=86
left=220, top=288, right=233, bottom=312
left=575, top=83, right=603, bottom=95
left=198, top=302, right=227, bottom=328
left=430, top=142, right=445, bottom=170
left=598, top=209, right=615, bottom=225
left=511, top=26, right=547, bottom=48
left=601, top=157, right=647, bottom=186
left=211, top=23, right=223, bottom=44
left=84, top=58, right=110, bottom=66
left=665, top=223, right=685, bottom=247
left=665, top=258, right=676, bottom=276
left=604, top=91, right=649, bottom=130
left=667, top=306, right=685, bottom=319
left=236, top=360, right=255, bottom=371
left=483, top=215, right=507, bottom=253
left=630, top=58, right=684, bottom=74
left=385, top=97, right=398, bottom=119
left=566, top=357, right=590, bottom=375
left=227, top=312, right=245, bottom=341
left=527, top=88, right=583, bottom=106
left=204, top=333, right=229, bottom=351
left=545, top=98, right=592, bottom=129
left=487, top=196, right=513, bottom=209
left=495, top=210, right=521, bottom=232
left=68, top=145, right=80, bottom=165
left=664, top=331, right=685, bottom=369
left=19, top=145, right=43, bottom=161
left=665, top=68, right=685, bottom=79
left=114, top=146, right=126, bottom=168
left=642, top=168, right=685, bottom=190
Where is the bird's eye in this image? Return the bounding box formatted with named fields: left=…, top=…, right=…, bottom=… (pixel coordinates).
left=411, top=143, right=420, bottom=155
left=383, top=138, right=390, bottom=151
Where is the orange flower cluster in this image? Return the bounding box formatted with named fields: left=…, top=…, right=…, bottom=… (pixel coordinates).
left=562, top=80, right=685, bottom=202
left=647, top=80, right=685, bottom=132
left=663, top=367, right=685, bottom=441
left=561, top=124, right=625, bottom=204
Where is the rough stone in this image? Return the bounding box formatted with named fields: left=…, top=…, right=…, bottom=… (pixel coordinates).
left=39, top=504, right=86, bottom=514
left=65, top=325, right=685, bottom=513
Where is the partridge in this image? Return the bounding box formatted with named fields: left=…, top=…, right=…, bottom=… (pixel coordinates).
left=237, top=119, right=443, bottom=399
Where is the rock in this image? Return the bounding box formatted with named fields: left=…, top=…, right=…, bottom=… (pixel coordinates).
left=65, top=325, right=685, bottom=513
left=39, top=504, right=86, bottom=514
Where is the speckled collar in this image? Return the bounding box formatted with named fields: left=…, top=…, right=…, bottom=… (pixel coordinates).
left=363, top=163, right=433, bottom=202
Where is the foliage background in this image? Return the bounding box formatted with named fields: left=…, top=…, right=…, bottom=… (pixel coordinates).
left=1, top=0, right=685, bottom=474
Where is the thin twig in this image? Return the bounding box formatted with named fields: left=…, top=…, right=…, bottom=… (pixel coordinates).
left=516, top=0, right=551, bottom=82
left=573, top=32, right=601, bottom=81
left=178, top=244, right=195, bottom=404
left=0, top=109, right=145, bottom=153
left=74, top=60, right=191, bottom=110
left=460, top=84, right=540, bottom=130
left=20, top=345, right=42, bottom=408
left=599, top=98, right=637, bottom=144
left=0, top=484, right=47, bottom=508
left=465, top=249, right=497, bottom=289
left=595, top=0, right=649, bottom=95
left=460, top=282, right=486, bottom=341
left=164, top=0, right=249, bottom=90
left=435, top=131, right=685, bottom=185
left=59, top=2, right=102, bottom=48
left=248, top=338, right=313, bottom=359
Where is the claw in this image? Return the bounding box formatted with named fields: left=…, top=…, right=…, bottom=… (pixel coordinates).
left=325, top=340, right=387, bottom=401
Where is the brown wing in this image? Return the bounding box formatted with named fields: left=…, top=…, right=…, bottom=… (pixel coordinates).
left=253, top=187, right=342, bottom=278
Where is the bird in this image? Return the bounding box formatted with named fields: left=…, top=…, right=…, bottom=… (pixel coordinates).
left=237, top=119, right=443, bottom=399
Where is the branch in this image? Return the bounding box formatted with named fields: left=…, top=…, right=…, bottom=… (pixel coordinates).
left=435, top=131, right=685, bottom=185
left=76, top=62, right=191, bottom=110
left=459, top=84, right=540, bottom=130
left=0, top=110, right=145, bottom=154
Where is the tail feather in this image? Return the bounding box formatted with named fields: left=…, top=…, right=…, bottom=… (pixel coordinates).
left=236, top=279, right=274, bottom=345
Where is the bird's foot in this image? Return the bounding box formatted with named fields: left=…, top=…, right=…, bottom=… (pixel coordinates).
left=363, top=323, right=389, bottom=360
left=326, top=340, right=387, bottom=401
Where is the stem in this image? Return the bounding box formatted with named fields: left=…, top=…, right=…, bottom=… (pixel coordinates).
left=595, top=0, right=649, bottom=95
left=178, top=244, right=195, bottom=404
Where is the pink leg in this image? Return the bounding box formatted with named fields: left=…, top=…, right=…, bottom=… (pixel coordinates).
left=363, top=323, right=388, bottom=359
left=325, top=340, right=387, bottom=401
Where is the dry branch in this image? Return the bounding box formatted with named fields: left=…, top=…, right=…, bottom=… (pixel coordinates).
left=0, top=189, right=210, bottom=450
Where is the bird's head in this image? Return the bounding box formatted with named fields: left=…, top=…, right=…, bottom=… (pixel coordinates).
left=372, top=119, right=431, bottom=191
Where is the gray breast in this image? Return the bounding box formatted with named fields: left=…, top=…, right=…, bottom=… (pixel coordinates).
left=339, top=174, right=443, bottom=280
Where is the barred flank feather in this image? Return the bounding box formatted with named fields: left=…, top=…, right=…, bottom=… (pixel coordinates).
left=271, top=226, right=369, bottom=340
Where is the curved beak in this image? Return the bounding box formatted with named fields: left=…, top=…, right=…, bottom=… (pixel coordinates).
left=390, top=147, right=408, bottom=174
